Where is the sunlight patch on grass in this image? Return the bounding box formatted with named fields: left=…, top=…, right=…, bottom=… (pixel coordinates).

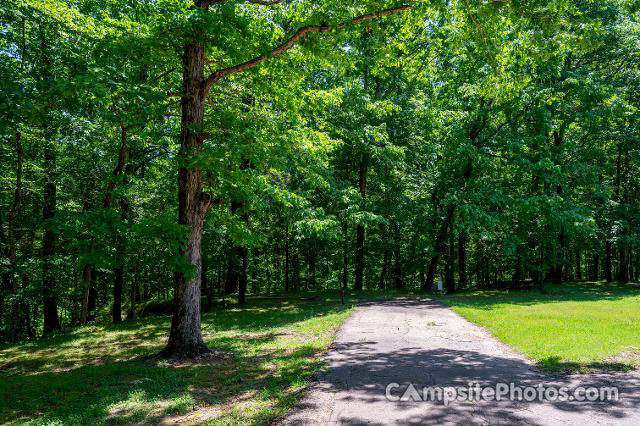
left=0, top=295, right=354, bottom=425
left=437, top=282, right=640, bottom=373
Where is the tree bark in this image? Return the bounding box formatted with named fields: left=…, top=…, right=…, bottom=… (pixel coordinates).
left=162, top=41, right=212, bottom=358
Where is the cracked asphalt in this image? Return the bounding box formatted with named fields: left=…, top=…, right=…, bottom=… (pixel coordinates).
left=279, top=298, right=640, bottom=425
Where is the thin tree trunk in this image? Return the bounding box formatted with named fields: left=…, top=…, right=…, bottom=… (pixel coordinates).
left=80, top=264, right=92, bottom=323
left=88, top=272, right=97, bottom=313
left=575, top=250, right=582, bottom=281
left=605, top=241, right=613, bottom=282
left=379, top=244, right=389, bottom=290
left=445, top=222, right=455, bottom=293
left=550, top=130, right=565, bottom=284
left=342, top=222, right=349, bottom=291
left=202, top=256, right=211, bottom=310
left=426, top=206, right=455, bottom=289
left=8, top=132, right=24, bottom=340
left=458, top=229, right=467, bottom=288
left=354, top=156, right=368, bottom=290
left=251, top=249, right=258, bottom=294
left=129, top=258, right=140, bottom=319
left=42, top=133, right=59, bottom=334
left=308, top=249, right=316, bottom=290
left=238, top=246, right=247, bottom=305
left=284, top=217, right=290, bottom=292
left=112, top=182, right=129, bottom=323
left=80, top=125, right=130, bottom=325
left=393, top=222, right=402, bottom=289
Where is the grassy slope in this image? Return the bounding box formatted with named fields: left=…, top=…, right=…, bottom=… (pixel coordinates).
left=0, top=295, right=355, bottom=425
left=436, top=281, right=640, bottom=372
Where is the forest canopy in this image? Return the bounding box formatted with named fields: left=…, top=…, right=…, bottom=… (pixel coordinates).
left=1, top=0, right=639, bottom=356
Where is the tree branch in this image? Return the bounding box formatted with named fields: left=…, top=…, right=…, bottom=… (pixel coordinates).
left=198, top=0, right=282, bottom=8
left=204, top=4, right=413, bottom=93
left=247, top=0, right=283, bottom=4
left=197, top=0, right=225, bottom=8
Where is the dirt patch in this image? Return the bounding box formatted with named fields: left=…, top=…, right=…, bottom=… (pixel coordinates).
left=606, top=348, right=640, bottom=364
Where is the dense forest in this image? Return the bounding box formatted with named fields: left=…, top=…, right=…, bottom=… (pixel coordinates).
left=1, top=0, right=639, bottom=357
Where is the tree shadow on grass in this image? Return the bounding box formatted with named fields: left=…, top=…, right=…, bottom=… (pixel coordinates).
left=539, top=356, right=637, bottom=374
left=0, top=298, right=351, bottom=424
left=1, top=336, right=330, bottom=424
left=437, top=281, right=640, bottom=310
left=0, top=298, right=349, bottom=377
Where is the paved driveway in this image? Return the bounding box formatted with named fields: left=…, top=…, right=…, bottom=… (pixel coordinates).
left=280, top=298, right=640, bottom=425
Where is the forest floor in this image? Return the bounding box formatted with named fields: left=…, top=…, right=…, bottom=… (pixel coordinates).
left=1, top=283, right=638, bottom=425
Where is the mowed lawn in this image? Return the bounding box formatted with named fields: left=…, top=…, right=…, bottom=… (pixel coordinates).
left=437, top=282, right=640, bottom=372
left=0, top=296, right=353, bottom=425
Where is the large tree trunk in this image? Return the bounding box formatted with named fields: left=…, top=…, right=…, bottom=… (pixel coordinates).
left=42, top=134, right=60, bottom=334
left=162, top=41, right=212, bottom=358
left=354, top=156, right=368, bottom=290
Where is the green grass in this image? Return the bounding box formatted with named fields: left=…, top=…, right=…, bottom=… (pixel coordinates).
left=0, top=293, right=361, bottom=425
left=436, top=281, right=640, bottom=373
